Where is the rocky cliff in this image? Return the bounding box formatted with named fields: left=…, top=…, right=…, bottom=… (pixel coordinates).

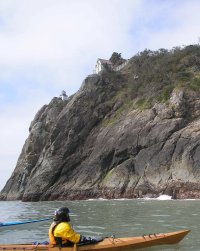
left=1, top=46, right=200, bottom=201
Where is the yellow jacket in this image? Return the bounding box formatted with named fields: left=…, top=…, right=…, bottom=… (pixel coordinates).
left=49, top=222, right=81, bottom=245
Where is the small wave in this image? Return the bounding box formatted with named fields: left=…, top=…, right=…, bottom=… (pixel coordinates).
left=143, top=195, right=172, bottom=200
left=156, top=195, right=172, bottom=200
left=87, top=198, right=108, bottom=201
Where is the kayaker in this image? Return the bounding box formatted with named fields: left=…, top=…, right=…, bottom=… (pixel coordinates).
left=49, top=207, right=101, bottom=247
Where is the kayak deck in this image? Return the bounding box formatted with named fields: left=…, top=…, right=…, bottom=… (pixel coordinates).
left=0, top=229, right=190, bottom=251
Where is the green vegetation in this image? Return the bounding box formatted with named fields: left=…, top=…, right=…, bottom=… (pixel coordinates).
left=102, top=44, right=200, bottom=127
left=189, top=77, right=200, bottom=91
left=156, top=85, right=174, bottom=103
left=109, top=52, right=126, bottom=66
left=134, top=98, right=152, bottom=110
left=126, top=44, right=200, bottom=97
left=102, top=100, right=133, bottom=126
left=176, top=71, right=192, bottom=82
left=102, top=168, right=114, bottom=182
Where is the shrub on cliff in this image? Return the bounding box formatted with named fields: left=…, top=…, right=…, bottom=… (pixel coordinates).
left=109, top=52, right=126, bottom=67
left=122, top=44, right=200, bottom=106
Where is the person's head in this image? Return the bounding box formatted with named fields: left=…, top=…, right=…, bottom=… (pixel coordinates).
left=54, top=207, right=70, bottom=222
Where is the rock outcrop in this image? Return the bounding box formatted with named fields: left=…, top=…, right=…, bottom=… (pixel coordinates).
left=1, top=46, right=200, bottom=201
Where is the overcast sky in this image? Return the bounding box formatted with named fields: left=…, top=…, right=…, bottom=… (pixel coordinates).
left=0, top=0, right=200, bottom=190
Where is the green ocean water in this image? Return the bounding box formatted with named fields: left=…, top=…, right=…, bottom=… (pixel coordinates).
left=0, top=198, right=198, bottom=250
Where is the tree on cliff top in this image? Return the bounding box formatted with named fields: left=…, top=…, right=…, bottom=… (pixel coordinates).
left=109, top=52, right=126, bottom=67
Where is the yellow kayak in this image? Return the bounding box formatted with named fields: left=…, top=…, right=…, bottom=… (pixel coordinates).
left=0, top=229, right=190, bottom=251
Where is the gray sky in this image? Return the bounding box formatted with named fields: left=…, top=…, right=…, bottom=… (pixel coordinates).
left=0, top=0, right=200, bottom=190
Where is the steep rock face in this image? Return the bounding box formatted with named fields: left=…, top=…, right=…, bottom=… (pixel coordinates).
left=1, top=47, right=200, bottom=201
left=1, top=76, right=200, bottom=201
left=0, top=74, right=124, bottom=200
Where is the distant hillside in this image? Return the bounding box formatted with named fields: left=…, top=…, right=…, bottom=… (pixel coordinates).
left=1, top=44, right=200, bottom=201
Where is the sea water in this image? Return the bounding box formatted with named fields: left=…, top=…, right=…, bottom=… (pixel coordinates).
left=0, top=198, right=198, bottom=250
